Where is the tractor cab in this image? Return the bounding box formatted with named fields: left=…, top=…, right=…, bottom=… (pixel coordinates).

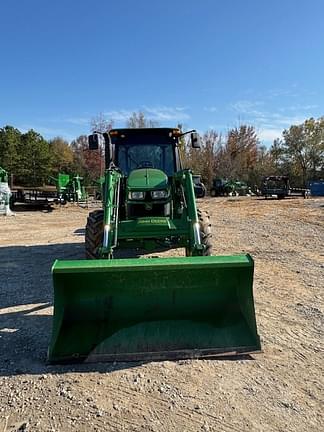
left=112, top=128, right=179, bottom=176
left=110, top=129, right=179, bottom=218
left=90, top=128, right=200, bottom=219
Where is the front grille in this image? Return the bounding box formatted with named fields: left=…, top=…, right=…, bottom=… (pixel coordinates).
left=128, top=203, right=167, bottom=218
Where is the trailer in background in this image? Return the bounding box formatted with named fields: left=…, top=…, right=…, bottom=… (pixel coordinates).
left=10, top=185, right=58, bottom=208
left=261, top=176, right=310, bottom=199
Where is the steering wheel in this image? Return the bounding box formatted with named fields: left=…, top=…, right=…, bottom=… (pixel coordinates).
left=138, top=160, right=153, bottom=168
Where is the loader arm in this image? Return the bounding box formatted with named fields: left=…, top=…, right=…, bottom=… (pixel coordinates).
left=100, top=169, right=122, bottom=258
left=175, top=169, right=204, bottom=255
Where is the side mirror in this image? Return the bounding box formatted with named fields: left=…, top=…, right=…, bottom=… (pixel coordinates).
left=88, top=134, right=100, bottom=150
left=191, top=132, right=201, bottom=149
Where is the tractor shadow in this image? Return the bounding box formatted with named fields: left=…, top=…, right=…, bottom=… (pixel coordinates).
left=11, top=203, right=54, bottom=212
left=0, top=242, right=255, bottom=378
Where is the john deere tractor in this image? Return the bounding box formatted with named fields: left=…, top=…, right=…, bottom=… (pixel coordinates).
left=85, top=129, right=211, bottom=259
left=48, top=128, right=260, bottom=363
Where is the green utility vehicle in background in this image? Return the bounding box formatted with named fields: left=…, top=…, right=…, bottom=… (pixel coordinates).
left=210, top=178, right=251, bottom=197
left=210, top=178, right=236, bottom=196
left=50, top=173, right=87, bottom=203
left=48, top=128, right=260, bottom=363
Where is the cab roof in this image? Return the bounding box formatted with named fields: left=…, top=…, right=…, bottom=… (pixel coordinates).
left=109, top=128, right=180, bottom=135
left=109, top=128, right=181, bottom=144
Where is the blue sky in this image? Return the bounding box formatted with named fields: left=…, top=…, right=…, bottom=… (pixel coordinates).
left=0, top=0, right=323, bottom=145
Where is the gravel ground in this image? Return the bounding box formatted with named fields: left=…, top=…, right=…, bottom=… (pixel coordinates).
left=0, top=197, right=323, bottom=431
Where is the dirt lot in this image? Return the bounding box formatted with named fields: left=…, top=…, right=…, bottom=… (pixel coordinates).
left=0, top=197, right=323, bottom=432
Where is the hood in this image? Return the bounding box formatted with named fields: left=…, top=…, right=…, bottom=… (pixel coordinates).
left=127, top=168, right=168, bottom=190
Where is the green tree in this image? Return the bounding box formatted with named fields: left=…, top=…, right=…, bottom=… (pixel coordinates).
left=16, top=130, right=51, bottom=186
left=0, top=125, right=21, bottom=175
left=303, top=117, right=324, bottom=179
left=269, top=139, right=284, bottom=171
left=48, top=137, right=74, bottom=176
left=282, top=117, right=324, bottom=185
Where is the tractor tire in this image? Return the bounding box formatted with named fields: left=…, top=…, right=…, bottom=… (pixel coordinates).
left=85, top=209, right=104, bottom=259
left=197, top=209, right=212, bottom=256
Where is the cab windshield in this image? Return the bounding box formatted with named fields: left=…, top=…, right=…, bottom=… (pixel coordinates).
left=116, top=144, right=175, bottom=176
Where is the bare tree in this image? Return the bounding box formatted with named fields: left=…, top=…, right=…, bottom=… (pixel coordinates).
left=217, top=125, right=259, bottom=182
left=71, top=135, right=103, bottom=182
left=183, top=129, right=221, bottom=188
left=126, top=111, right=159, bottom=128
left=90, top=113, right=113, bottom=133
left=89, top=113, right=113, bottom=176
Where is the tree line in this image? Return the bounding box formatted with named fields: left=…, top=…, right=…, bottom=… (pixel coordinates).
left=0, top=113, right=323, bottom=188
left=182, top=117, right=324, bottom=189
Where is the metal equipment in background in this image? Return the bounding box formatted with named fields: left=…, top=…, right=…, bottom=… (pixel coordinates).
left=232, top=181, right=251, bottom=196
left=261, top=176, right=310, bottom=199
left=192, top=174, right=206, bottom=198
left=10, top=185, right=57, bottom=208
left=0, top=167, right=13, bottom=216
left=210, top=178, right=251, bottom=197
left=210, top=178, right=231, bottom=197
left=68, top=174, right=87, bottom=203
left=9, top=173, right=87, bottom=209
left=50, top=173, right=88, bottom=204
left=308, top=180, right=324, bottom=196
left=92, top=176, right=105, bottom=201
left=48, top=128, right=260, bottom=364
left=10, top=172, right=57, bottom=208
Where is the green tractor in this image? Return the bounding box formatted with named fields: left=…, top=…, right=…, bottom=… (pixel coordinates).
left=211, top=178, right=251, bottom=197
left=210, top=178, right=235, bottom=197
left=48, top=128, right=260, bottom=363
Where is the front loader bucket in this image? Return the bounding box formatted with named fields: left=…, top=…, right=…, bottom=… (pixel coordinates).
left=48, top=255, right=260, bottom=363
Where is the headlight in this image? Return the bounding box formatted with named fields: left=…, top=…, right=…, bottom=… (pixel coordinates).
left=151, top=190, right=168, bottom=199
left=129, top=191, right=145, bottom=200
